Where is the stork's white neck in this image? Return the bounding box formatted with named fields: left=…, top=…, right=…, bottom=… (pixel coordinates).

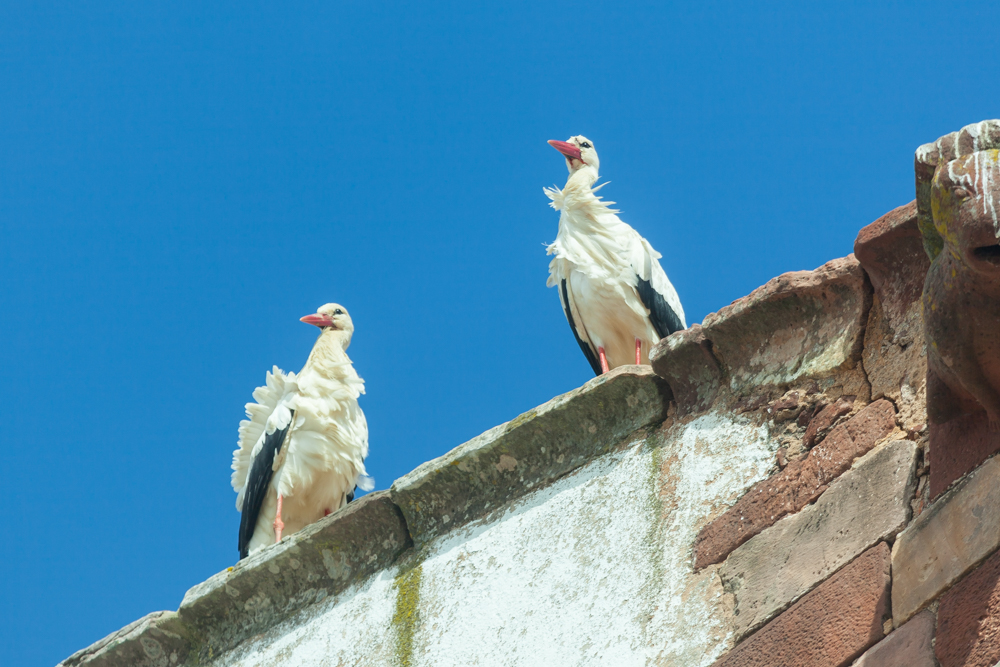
left=302, top=329, right=353, bottom=377
left=564, top=164, right=599, bottom=191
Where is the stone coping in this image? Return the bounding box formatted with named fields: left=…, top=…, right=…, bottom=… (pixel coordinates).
left=59, top=366, right=671, bottom=666
left=652, top=255, right=870, bottom=414
left=390, top=365, right=671, bottom=546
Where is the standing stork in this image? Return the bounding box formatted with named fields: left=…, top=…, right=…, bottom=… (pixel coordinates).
left=545, top=135, right=686, bottom=374
left=231, top=303, right=373, bottom=559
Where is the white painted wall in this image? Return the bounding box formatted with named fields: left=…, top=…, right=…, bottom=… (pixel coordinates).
left=212, top=411, right=776, bottom=667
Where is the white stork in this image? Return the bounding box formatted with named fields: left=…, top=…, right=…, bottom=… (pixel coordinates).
left=231, top=303, right=373, bottom=559
left=545, top=135, right=686, bottom=374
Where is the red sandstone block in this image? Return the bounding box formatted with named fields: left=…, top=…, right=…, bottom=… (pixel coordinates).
left=936, top=547, right=1000, bottom=667
left=804, top=397, right=854, bottom=448
left=853, top=201, right=927, bottom=330
left=694, top=400, right=896, bottom=568
left=929, top=411, right=1000, bottom=498
left=711, top=543, right=891, bottom=667
left=850, top=610, right=936, bottom=667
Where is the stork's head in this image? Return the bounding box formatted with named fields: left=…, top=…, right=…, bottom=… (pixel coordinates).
left=300, top=303, right=354, bottom=334
left=548, top=135, right=600, bottom=176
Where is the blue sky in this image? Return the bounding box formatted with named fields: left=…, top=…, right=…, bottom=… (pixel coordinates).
left=2, top=2, right=999, bottom=664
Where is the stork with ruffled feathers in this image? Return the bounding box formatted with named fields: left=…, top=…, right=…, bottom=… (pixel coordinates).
left=231, top=303, right=373, bottom=559
left=545, top=136, right=686, bottom=374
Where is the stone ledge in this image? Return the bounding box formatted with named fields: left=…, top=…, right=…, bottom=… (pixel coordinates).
left=649, top=324, right=722, bottom=414
left=893, top=453, right=1000, bottom=625
left=854, top=201, right=925, bottom=329
left=721, top=439, right=917, bottom=640
left=58, top=611, right=194, bottom=667
left=652, top=256, right=871, bottom=413
left=703, top=255, right=870, bottom=394
left=390, top=365, right=672, bottom=546
left=61, top=492, right=412, bottom=666
left=695, top=399, right=897, bottom=569
left=712, top=543, right=891, bottom=667
left=177, top=491, right=411, bottom=663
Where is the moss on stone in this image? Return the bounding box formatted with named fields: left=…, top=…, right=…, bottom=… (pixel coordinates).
left=639, top=434, right=666, bottom=635
left=505, top=409, right=537, bottom=432
left=392, top=564, right=422, bottom=666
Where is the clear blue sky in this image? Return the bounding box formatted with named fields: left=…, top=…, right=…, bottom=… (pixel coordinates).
left=2, top=2, right=999, bottom=664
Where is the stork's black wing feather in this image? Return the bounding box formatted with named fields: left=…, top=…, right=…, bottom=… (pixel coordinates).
left=636, top=277, right=684, bottom=339
left=561, top=279, right=602, bottom=376
left=238, top=411, right=294, bottom=559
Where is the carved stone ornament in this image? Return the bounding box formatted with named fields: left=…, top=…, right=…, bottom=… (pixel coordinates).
left=916, top=120, right=1000, bottom=429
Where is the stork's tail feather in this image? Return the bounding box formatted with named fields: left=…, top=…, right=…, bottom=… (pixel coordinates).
left=232, top=365, right=294, bottom=509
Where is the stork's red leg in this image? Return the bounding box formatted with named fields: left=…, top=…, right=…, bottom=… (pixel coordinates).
left=635, top=338, right=642, bottom=365
left=273, top=494, right=285, bottom=543
left=598, top=346, right=609, bottom=374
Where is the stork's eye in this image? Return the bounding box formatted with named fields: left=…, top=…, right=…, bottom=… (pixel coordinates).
left=580, top=142, right=592, bottom=149
left=334, top=309, right=344, bottom=315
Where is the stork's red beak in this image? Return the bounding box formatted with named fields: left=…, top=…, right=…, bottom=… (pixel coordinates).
left=548, top=140, right=584, bottom=162
left=300, top=313, right=334, bottom=327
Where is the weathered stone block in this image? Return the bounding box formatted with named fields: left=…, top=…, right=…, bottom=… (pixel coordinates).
left=929, top=410, right=1000, bottom=498
left=721, top=440, right=917, bottom=639
left=650, top=323, right=721, bottom=414
left=711, top=543, right=891, bottom=667
left=854, top=202, right=928, bottom=422
left=390, top=366, right=671, bottom=545
left=700, top=255, right=870, bottom=394
left=854, top=201, right=926, bottom=329
left=177, top=491, right=411, bottom=663
left=851, top=610, right=937, bottom=667
left=803, top=396, right=855, bottom=448
left=936, top=547, right=1000, bottom=667
left=862, top=294, right=927, bottom=433
left=695, top=399, right=897, bottom=569
left=58, top=611, right=194, bottom=667
left=892, top=453, right=1000, bottom=625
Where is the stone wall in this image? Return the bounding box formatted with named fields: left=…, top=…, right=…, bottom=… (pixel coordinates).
left=59, top=202, right=1000, bottom=667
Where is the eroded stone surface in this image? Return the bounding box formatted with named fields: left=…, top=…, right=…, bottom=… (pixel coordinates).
left=178, top=491, right=411, bottom=663
left=390, top=366, right=671, bottom=545
left=712, top=544, right=891, bottom=667
left=892, top=453, right=1000, bottom=625
left=854, top=201, right=925, bottom=326
left=802, top=396, right=855, bottom=447
left=700, top=255, right=870, bottom=395
left=936, top=547, right=1000, bottom=667
left=918, top=122, right=1000, bottom=436
left=58, top=611, right=193, bottom=667
left=650, top=323, right=722, bottom=414
left=695, top=400, right=897, bottom=569
left=929, top=410, right=1000, bottom=498
left=854, top=201, right=929, bottom=432
left=721, top=440, right=917, bottom=639
left=863, top=296, right=928, bottom=433
left=915, top=120, right=1000, bottom=259
left=851, top=610, right=936, bottom=667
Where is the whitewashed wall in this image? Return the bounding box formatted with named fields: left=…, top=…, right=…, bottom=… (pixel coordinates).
left=212, top=411, right=776, bottom=667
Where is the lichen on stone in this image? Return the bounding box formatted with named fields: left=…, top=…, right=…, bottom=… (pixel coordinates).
left=391, top=564, right=422, bottom=666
